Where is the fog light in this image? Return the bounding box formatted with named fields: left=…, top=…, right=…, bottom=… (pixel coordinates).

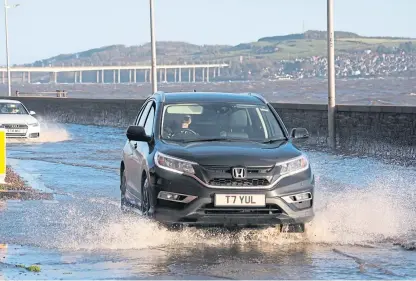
left=282, top=192, right=312, bottom=203
left=294, top=193, right=310, bottom=201
left=166, top=193, right=179, bottom=200
left=158, top=191, right=197, bottom=203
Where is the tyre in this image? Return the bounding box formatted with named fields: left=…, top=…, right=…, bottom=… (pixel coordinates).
left=120, top=169, right=129, bottom=212
left=140, top=176, right=154, bottom=217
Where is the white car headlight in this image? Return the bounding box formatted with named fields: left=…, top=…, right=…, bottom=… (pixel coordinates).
left=155, top=151, right=196, bottom=174
left=277, top=155, right=309, bottom=176
left=27, top=122, right=39, bottom=127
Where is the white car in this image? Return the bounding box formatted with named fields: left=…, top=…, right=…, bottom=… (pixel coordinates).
left=0, top=99, right=40, bottom=139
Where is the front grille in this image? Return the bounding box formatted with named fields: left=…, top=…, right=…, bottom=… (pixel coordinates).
left=6, top=133, right=26, bottom=137
left=200, top=203, right=282, bottom=215
left=209, top=178, right=270, bottom=186
left=203, top=165, right=273, bottom=174
left=4, top=124, right=28, bottom=129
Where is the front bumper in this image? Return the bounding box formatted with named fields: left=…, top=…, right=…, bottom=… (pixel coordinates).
left=150, top=167, right=315, bottom=227
left=4, top=125, right=40, bottom=139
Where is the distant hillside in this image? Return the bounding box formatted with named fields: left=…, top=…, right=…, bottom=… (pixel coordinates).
left=24, top=30, right=416, bottom=81
left=257, top=30, right=414, bottom=42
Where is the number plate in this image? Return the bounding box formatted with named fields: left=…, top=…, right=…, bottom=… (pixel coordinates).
left=6, top=129, right=26, bottom=133
left=214, top=194, right=266, bottom=207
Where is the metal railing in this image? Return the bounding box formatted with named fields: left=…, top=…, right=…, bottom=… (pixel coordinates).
left=15, top=90, right=67, bottom=98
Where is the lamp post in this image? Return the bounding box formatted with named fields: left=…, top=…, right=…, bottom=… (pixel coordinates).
left=327, top=0, right=336, bottom=149
left=3, top=0, right=19, bottom=97
left=149, top=0, right=157, bottom=93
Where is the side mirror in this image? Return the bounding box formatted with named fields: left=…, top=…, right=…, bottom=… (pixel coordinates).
left=29, top=111, right=36, bottom=115
left=126, top=125, right=151, bottom=142
left=290, top=128, right=309, bottom=139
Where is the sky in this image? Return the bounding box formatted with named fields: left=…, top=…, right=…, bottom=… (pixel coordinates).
left=0, top=0, right=414, bottom=65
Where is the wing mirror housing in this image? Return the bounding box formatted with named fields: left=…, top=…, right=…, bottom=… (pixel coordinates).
left=290, top=128, right=309, bottom=139
left=126, top=126, right=151, bottom=142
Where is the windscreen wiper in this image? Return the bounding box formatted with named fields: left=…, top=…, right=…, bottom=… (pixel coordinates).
left=183, top=137, right=233, bottom=143
left=183, top=137, right=262, bottom=143
left=262, top=138, right=287, bottom=144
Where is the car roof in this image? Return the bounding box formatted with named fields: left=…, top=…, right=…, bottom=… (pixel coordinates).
left=0, top=99, right=21, bottom=104
left=157, top=92, right=267, bottom=104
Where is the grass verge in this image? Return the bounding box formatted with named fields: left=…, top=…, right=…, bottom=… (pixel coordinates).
left=0, top=166, right=31, bottom=191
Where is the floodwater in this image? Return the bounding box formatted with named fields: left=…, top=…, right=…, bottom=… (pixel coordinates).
left=1, top=122, right=416, bottom=280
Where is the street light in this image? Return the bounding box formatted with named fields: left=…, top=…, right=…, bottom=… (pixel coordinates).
left=3, top=0, right=19, bottom=97
left=327, top=0, right=336, bottom=149
left=149, top=0, right=157, bottom=93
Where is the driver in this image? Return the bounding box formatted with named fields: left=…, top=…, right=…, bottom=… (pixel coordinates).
left=181, top=115, right=192, bottom=129
left=8, top=104, right=19, bottom=114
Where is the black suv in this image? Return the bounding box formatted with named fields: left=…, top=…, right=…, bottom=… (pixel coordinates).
left=120, top=91, right=314, bottom=231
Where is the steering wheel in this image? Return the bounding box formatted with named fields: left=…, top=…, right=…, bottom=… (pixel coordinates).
left=171, top=128, right=199, bottom=138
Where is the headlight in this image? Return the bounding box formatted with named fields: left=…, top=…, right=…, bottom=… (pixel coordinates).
left=277, top=155, right=309, bottom=176
left=154, top=151, right=196, bottom=174
left=27, top=122, right=39, bottom=127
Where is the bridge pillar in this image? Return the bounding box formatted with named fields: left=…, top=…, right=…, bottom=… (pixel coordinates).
left=101, top=70, right=104, bottom=83
left=96, top=71, right=100, bottom=83
left=22, top=72, right=25, bottom=83
left=145, top=70, right=148, bottom=83
left=164, top=68, right=167, bottom=82
left=74, top=72, right=77, bottom=83
left=193, top=68, right=196, bottom=83
left=202, top=68, right=205, bottom=82
left=179, top=68, right=182, bottom=82
left=79, top=71, right=83, bottom=83
left=218, top=67, right=221, bottom=76
left=113, top=70, right=116, bottom=83
left=188, top=69, right=191, bottom=83
left=213, top=68, right=216, bottom=78
left=2, top=72, right=4, bottom=84
left=118, top=69, right=121, bottom=83
left=49, top=72, right=57, bottom=84
left=206, top=67, right=209, bottom=82
left=134, top=69, right=137, bottom=83
left=129, top=70, right=132, bottom=83
left=159, top=68, right=162, bottom=82
left=174, top=69, right=177, bottom=83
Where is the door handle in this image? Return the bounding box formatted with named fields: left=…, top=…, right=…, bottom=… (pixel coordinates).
left=134, top=142, right=137, bottom=149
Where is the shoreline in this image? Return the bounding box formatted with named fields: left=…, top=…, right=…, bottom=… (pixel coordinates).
left=0, top=166, right=53, bottom=200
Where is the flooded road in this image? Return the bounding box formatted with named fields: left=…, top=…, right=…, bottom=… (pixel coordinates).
left=1, top=123, right=416, bottom=280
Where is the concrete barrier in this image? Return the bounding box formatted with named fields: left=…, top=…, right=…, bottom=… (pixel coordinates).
left=7, top=97, right=416, bottom=162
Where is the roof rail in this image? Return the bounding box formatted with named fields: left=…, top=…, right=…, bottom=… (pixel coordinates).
left=248, top=92, right=268, bottom=104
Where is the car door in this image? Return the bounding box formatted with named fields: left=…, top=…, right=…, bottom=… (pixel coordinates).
left=125, top=101, right=153, bottom=203
left=130, top=101, right=156, bottom=205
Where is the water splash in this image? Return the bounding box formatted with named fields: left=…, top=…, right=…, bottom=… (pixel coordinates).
left=34, top=177, right=416, bottom=251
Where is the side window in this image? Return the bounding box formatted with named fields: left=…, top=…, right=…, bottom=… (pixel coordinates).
left=262, top=109, right=284, bottom=138
left=144, top=105, right=155, bottom=136
left=137, top=102, right=153, bottom=126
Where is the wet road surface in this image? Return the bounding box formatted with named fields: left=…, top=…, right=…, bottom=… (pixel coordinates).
left=1, top=123, right=416, bottom=280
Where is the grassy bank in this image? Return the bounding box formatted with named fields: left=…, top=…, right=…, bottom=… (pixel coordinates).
left=0, top=166, right=31, bottom=191
left=0, top=166, right=52, bottom=200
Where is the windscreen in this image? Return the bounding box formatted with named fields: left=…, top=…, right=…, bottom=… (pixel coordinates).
left=161, top=102, right=286, bottom=142
left=0, top=103, right=28, bottom=115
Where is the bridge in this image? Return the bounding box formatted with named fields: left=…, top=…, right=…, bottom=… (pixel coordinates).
left=0, top=63, right=229, bottom=84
